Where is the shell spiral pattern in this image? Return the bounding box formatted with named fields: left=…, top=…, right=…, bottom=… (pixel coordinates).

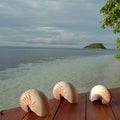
left=89, top=85, right=111, bottom=104
left=19, top=89, right=50, bottom=117
left=53, top=81, right=78, bottom=103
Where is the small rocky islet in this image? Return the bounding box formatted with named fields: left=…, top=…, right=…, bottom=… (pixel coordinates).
left=84, top=43, right=106, bottom=49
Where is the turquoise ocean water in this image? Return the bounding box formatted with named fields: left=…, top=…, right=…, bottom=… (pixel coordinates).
left=0, top=47, right=120, bottom=110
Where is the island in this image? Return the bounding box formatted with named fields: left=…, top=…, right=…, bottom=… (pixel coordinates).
left=84, top=43, right=106, bottom=49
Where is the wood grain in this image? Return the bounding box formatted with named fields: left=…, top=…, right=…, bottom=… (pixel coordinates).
left=0, top=88, right=120, bottom=120
left=21, top=99, right=61, bottom=120
left=0, top=107, right=27, bottom=120
left=54, top=93, right=86, bottom=120
left=86, top=92, right=115, bottom=120
left=110, top=87, right=120, bottom=120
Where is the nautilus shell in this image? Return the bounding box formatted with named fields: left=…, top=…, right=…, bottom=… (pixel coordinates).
left=19, top=89, right=50, bottom=117
left=53, top=81, right=78, bottom=103
left=89, top=85, right=111, bottom=104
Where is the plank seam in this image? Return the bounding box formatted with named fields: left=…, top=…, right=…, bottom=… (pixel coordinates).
left=109, top=103, right=116, bottom=120
left=21, top=112, right=30, bottom=120
left=52, top=99, right=63, bottom=120
left=85, top=93, right=88, bottom=120
left=0, top=110, right=4, bottom=116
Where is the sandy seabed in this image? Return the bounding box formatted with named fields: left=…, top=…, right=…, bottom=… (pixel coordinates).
left=0, top=55, right=120, bottom=110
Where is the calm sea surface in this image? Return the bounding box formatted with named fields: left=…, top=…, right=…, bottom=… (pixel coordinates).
left=0, top=47, right=120, bottom=110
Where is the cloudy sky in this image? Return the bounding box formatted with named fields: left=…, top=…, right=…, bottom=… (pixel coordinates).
left=0, top=0, right=118, bottom=48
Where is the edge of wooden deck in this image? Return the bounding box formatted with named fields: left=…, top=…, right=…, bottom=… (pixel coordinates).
left=0, top=87, right=120, bottom=120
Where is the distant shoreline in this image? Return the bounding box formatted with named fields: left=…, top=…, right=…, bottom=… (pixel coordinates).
left=0, top=46, right=117, bottom=50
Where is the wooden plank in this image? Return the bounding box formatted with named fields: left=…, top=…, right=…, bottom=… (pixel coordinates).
left=110, top=87, right=120, bottom=120
left=22, top=99, right=61, bottom=120
left=54, top=93, right=86, bottom=120
left=0, top=107, right=27, bottom=120
left=86, top=92, right=115, bottom=120
left=1, top=87, right=120, bottom=120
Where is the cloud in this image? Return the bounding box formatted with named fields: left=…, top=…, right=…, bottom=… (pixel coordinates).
left=0, top=0, right=117, bottom=48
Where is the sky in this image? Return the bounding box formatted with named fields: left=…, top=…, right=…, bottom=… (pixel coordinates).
left=0, top=0, right=118, bottom=48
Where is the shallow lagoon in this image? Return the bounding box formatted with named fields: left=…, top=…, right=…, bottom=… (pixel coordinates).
left=0, top=48, right=120, bottom=110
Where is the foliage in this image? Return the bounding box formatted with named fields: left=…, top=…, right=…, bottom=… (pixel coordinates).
left=116, top=37, right=120, bottom=50
left=114, top=54, right=120, bottom=60
left=100, top=0, right=120, bottom=60
left=84, top=43, right=106, bottom=49
left=115, top=37, right=120, bottom=60
left=100, top=0, right=120, bottom=33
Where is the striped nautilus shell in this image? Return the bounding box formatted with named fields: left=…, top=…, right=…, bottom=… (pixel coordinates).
left=89, top=85, right=111, bottom=104
left=19, top=89, right=50, bottom=117
left=53, top=81, right=78, bottom=103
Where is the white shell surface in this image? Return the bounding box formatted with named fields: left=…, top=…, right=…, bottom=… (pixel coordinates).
left=19, top=89, right=50, bottom=117
left=89, top=85, right=111, bottom=104
left=53, top=81, right=78, bottom=103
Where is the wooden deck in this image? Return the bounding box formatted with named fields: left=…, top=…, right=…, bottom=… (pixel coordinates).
left=0, top=87, right=120, bottom=120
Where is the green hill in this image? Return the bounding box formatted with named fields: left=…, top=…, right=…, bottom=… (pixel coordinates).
left=84, top=43, right=106, bottom=49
